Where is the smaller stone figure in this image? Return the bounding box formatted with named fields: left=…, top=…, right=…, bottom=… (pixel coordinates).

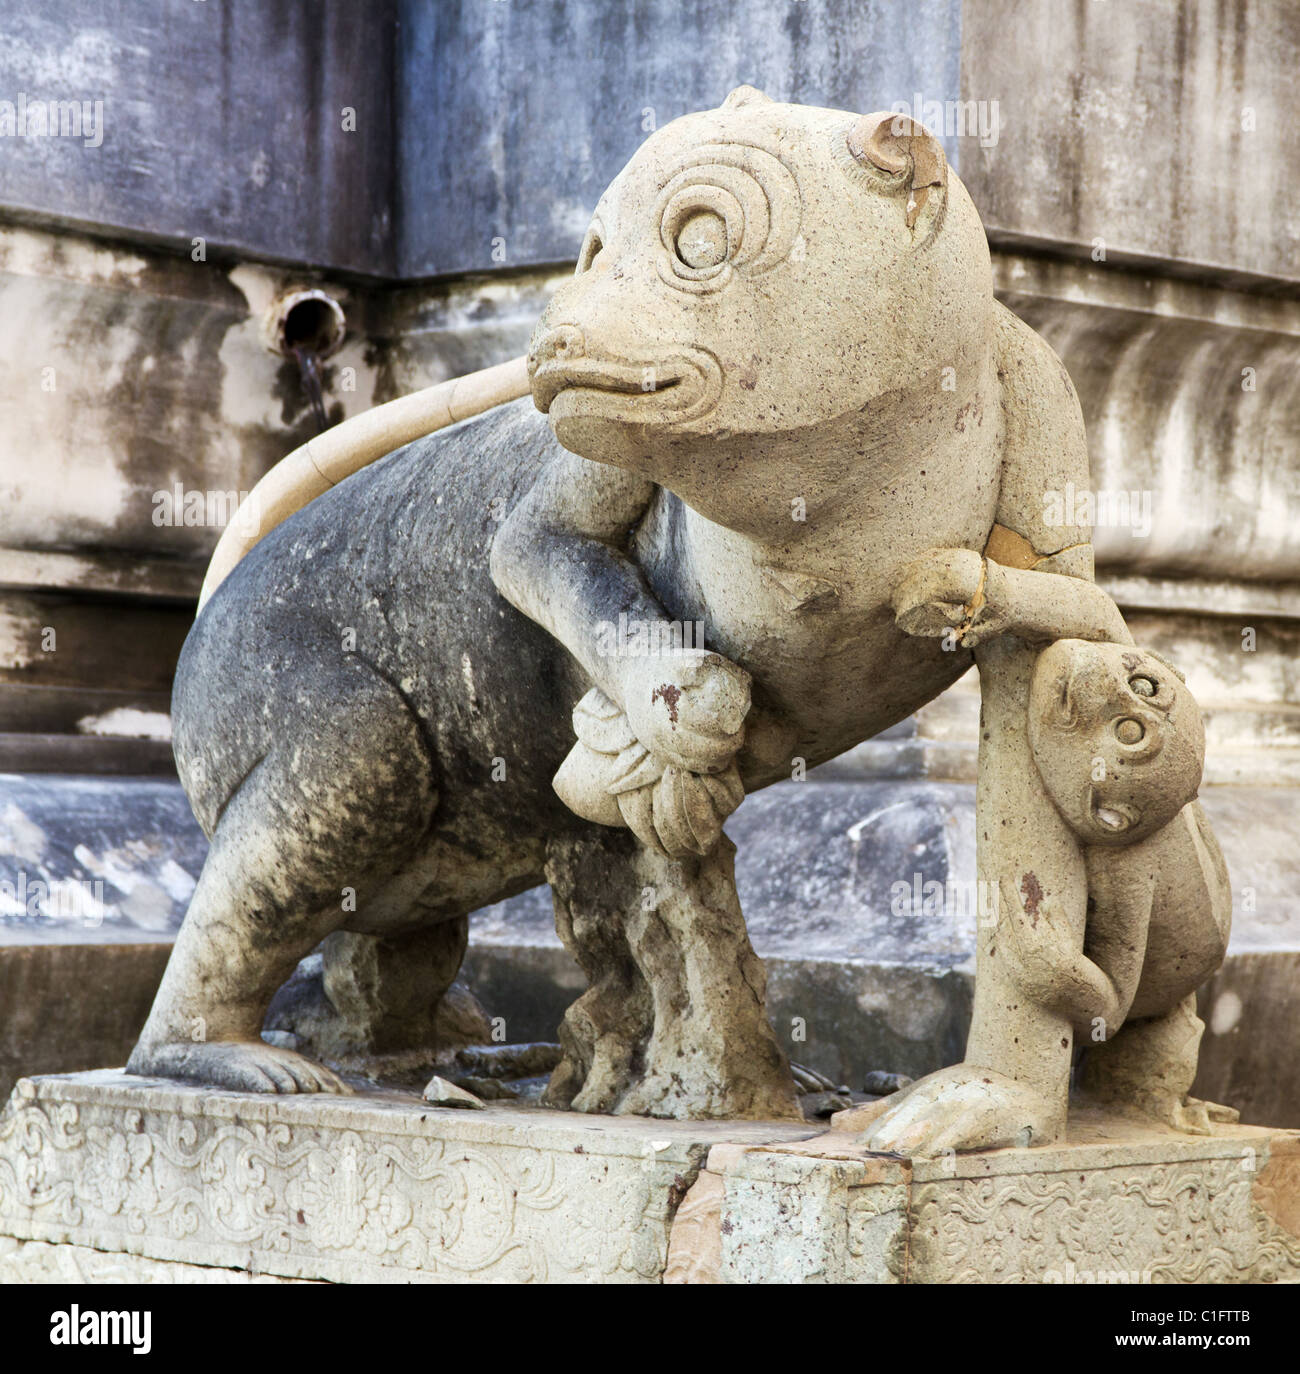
left=864, top=549, right=1233, bottom=1153
left=1020, top=635, right=1234, bottom=1132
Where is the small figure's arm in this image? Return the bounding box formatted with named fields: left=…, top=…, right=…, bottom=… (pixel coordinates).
left=1000, top=853, right=1154, bottom=1037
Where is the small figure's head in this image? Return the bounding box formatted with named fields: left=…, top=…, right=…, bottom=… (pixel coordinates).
left=1029, top=640, right=1205, bottom=846
left=528, top=87, right=994, bottom=532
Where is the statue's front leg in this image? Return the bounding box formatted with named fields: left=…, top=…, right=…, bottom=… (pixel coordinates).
left=617, top=834, right=801, bottom=1122
left=865, top=637, right=1082, bottom=1154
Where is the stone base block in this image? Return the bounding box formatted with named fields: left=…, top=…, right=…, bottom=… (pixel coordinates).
left=668, top=1111, right=1300, bottom=1284
left=2, top=1073, right=1298, bottom=1284
left=0, top=1071, right=810, bottom=1284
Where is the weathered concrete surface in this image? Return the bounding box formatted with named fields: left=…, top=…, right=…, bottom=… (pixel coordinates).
left=959, top=0, right=1300, bottom=286
left=397, top=0, right=962, bottom=275
left=0, top=222, right=556, bottom=770
left=998, top=256, right=1300, bottom=585
left=1195, top=952, right=1300, bottom=1131
left=0, top=774, right=205, bottom=941
left=0, top=2, right=397, bottom=275
left=0, top=773, right=206, bottom=1100
left=8, top=1, right=1295, bottom=289
left=0, top=942, right=170, bottom=1105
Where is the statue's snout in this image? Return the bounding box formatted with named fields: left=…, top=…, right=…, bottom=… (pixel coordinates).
left=528, top=324, right=587, bottom=412
left=528, top=324, right=585, bottom=375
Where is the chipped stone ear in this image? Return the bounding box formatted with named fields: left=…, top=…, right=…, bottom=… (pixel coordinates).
left=847, top=112, right=947, bottom=230
left=722, top=85, right=773, bottom=110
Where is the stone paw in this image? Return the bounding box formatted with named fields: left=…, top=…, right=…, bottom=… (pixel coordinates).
left=1197, top=1097, right=1241, bottom=1125
left=864, top=1065, right=1063, bottom=1156
left=555, top=1044, right=636, bottom=1115
left=126, top=1039, right=351, bottom=1095
left=614, top=1071, right=696, bottom=1119
left=1137, top=1092, right=1237, bottom=1136
left=1165, top=1097, right=1213, bottom=1136
left=615, top=1067, right=801, bottom=1122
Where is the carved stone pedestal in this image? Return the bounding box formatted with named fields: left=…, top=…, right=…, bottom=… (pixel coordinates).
left=2, top=1073, right=1297, bottom=1284
left=667, top=1109, right=1300, bottom=1284
left=0, top=1071, right=809, bottom=1284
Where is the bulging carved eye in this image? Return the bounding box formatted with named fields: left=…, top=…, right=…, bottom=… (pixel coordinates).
left=674, top=210, right=728, bottom=268
left=652, top=145, right=799, bottom=293
left=1115, top=717, right=1145, bottom=745
left=1129, top=675, right=1157, bottom=697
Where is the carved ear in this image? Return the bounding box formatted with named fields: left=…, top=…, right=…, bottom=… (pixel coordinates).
left=722, top=85, right=773, bottom=110
left=847, top=112, right=947, bottom=230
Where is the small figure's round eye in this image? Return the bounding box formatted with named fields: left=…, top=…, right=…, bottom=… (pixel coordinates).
left=1129, top=675, right=1157, bottom=697
left=1115, top=717, right=1145, bottom=744
left=674, top=210, right=728, bottom=268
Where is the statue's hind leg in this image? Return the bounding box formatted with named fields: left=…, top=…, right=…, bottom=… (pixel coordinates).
left=264, top=921, right=492, bottom=1078
left=617, top=835, right=801, bottom=1121
left=542, top=827, right=800, bottom=1121
left=541, top=831, right=653, bottom=1114
left=128, top=676, right=437, bottom=1093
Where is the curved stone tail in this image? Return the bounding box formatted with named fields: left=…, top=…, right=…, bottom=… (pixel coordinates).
left=198, top=355, right=530, bottom=610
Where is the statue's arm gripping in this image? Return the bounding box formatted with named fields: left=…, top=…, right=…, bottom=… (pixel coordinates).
left=490, top=450, right=665, bottom=710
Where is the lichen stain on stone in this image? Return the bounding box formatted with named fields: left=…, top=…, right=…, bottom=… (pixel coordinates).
left=1020, top=870, right=1043, bottom=927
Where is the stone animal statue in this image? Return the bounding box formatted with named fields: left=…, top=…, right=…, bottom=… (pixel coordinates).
left=130, top=87, right=1115, bottom=1127
left=861, top=551, right=1232, bottom=1152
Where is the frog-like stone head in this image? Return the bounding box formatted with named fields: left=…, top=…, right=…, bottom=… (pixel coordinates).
left=527, top=87, right=995, bottom=537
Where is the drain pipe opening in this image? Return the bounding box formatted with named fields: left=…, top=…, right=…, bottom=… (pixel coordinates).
left=266, top=288, right=347, bottom=361
left=265, top=289, right=346, bottom=432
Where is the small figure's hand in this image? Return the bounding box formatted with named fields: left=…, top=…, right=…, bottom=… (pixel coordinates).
left=621, top=650, right=750, bottom=774
left=891, top=548, right=986, bottom=642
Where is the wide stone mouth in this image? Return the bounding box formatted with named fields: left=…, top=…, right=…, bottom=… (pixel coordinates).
left=1089, top=790, right=1138, bottom=833
left=531, top=349, right=722, bottom=424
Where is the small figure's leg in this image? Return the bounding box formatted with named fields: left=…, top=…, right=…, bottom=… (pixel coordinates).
left=617, top=835, right=801, bottom=1121
left=541, top=831, right=653, bottom=1114
left=128, top=672, right=437, bottom=1093
left=1078, top=993, right=1237, bottom=1133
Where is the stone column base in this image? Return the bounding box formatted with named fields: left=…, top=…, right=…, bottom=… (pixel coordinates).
left=1, top=1072, right=1297, bottom=1284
